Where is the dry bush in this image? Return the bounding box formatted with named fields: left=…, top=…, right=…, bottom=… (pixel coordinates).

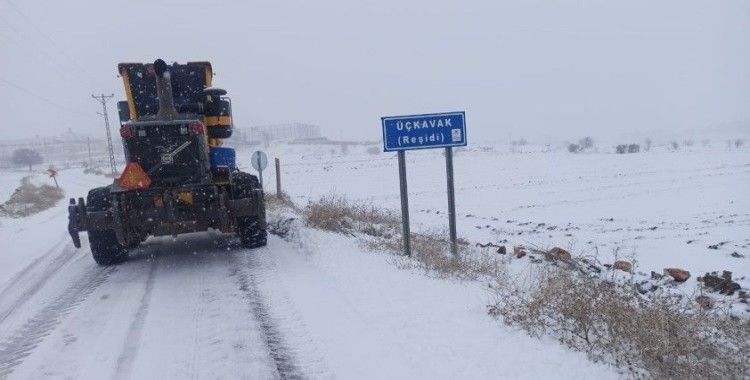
left=369, top=231, right=501, bottom=280
left=303, top=195, right=502, bottom=279
left=0, top=177, right=64, bottom=218
left=303, top=194, right=400, bottom=237
left=265, top=192, right=300, bottom=212
left=489, top=265, right=750, bottom=379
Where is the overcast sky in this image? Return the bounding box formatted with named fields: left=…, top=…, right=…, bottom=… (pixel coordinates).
left=1, top=0, right=748, bottom=142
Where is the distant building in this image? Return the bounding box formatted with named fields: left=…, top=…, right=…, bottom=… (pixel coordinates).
left=248, top=123, right=321, bottom=143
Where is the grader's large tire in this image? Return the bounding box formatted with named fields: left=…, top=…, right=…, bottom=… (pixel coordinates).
left=231, top=172, right=267, bottom=248
left=86, top=187, right=128, bottom=266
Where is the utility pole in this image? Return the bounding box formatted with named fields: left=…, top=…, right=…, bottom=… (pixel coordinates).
left=87, top=136, right=92, bottom=165
left=91, top=94, right=117, bottom=176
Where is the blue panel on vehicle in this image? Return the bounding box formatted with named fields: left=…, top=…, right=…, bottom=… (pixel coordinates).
left=210, top=147, right=236, bottom=170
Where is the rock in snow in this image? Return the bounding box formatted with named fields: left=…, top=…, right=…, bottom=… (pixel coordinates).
left=612, top=260, right=633, bottom=273
left=663, top=268, right=691, bottom=282
left=548, top=247, right=572, bottom=262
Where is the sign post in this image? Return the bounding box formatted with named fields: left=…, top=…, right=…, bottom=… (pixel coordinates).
left=47, top=168, right=59, bottom=188
left=275, top=157, right=282, bottom=198
left=444, top=147, right=458, bottom=255
left=397, top=150, right=411, bottom=256
left=381, top=111, right=466, bottom=257
left=251, top=150, right=268, bottom=188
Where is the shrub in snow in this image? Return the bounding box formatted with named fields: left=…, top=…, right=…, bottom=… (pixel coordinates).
left=303, top=194, right=399, bottom=236
left=488, top=264, right=750, bottom=379
left=578, top=136, right=594, bottom=150
left=615, top=144, right=640, bottom=154
left=568, top=137, right=594, bottom=153
left=303, top=195, right=495, bottom=279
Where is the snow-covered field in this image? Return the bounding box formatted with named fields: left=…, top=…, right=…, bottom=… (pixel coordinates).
left=238, top=143, right=749, bottom=291
left=0, top=142, right=747, bottom=378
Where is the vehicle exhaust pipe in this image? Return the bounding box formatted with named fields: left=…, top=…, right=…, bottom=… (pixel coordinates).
left=153, top=58, right=178, bottom=120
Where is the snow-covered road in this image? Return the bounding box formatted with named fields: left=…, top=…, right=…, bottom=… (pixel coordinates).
left=0, top=169, right=614, bottom=379
left=0, top=234, right=300, bottom=378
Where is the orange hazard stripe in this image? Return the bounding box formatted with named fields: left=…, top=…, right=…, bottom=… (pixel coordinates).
left=120, top=68, right=138, bottom=120
left=205, top=116, right=232, bottom=126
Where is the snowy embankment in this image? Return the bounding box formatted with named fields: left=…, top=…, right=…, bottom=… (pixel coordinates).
left=291, top=192, right=748, bottom=378
left=0, top=170, right=109, bottom=292
left=0, top=168, right=615, bottom=378
left=255, top=217, right=612, bottom=378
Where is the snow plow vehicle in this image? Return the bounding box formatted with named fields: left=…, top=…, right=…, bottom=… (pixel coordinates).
left=67, top=59, right=266, bottom=265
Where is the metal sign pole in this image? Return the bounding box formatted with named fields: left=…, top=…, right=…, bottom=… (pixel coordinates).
left=382, top=111, right=466, bottom=257
left=398, top=151, right=411, bottom=256
left=275, top=158, right=281, bottom=197
left=445, top=147, right=458, bottom=256
left=257, top=155, right=264, bottom=189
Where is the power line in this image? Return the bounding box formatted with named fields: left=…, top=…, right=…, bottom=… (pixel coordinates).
left=2, top=0, right=85, bottom=69
left=0, top=0, right=99, bottom=89
left=0, top=76, right=92, bottom=117
left=0, top=33, right=95, bottom=90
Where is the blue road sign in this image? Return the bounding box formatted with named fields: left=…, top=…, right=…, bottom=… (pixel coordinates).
left=381, top=111, right=466, bottom=152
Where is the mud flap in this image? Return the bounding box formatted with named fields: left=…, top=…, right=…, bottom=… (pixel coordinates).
left=67, top=197, right=112, bottom=248
left=227, top=189, right=266, bottom=229
left=67, top=197, right=86, bottom=248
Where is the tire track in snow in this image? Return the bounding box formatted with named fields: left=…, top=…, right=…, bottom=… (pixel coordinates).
left=244, top=241, right=333, bottom=380
left=231, top=250, right=305, bottom=380
left=113, top=259, right=158, bottom=380
left=0, top=265, right=116, bottom=378
left=186, top=287, right=213, bottom=379
left=0, top=236, right=76, bottom=324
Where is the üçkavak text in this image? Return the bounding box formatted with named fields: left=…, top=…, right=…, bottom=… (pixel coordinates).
left=395, top=117, right=453, bottom=132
